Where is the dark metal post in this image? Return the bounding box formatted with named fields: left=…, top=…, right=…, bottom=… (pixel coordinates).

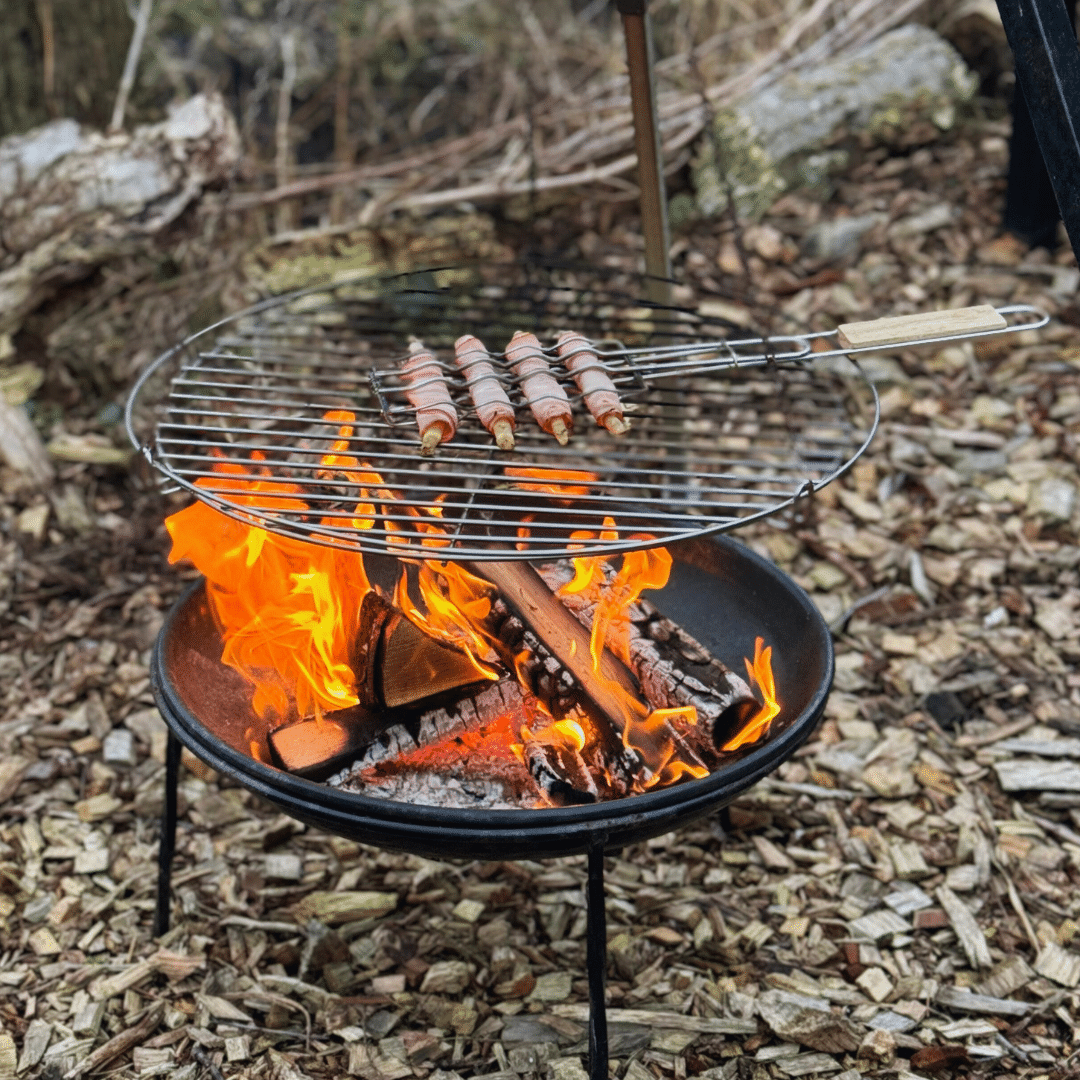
left=995, top=0, right=1080, bottom=262
left=616, top=0, right=672, bottom=305
left=154, top=730, right=182, bottom=937
left=586, top=842, right=608, bottom=1080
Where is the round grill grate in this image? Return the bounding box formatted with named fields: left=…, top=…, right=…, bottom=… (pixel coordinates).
left=125, top=263, right=1043, bottom=561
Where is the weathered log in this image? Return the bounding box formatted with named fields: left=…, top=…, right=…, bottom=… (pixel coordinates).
left=693, top=25, right=977, bottom=220
left=0, top=94, right=240, bottom=336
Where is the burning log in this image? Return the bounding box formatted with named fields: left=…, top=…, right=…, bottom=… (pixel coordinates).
left=343, top=678, right=532, bottom=771
left=268, top=590, right=496, bottom=778
left=470, top=560, right=642, bottom=723
left=354, top=590, right=491, bottom=710
left=468, top=559, right=707, bottom=785
left=536, top=563, right=760, bottom=748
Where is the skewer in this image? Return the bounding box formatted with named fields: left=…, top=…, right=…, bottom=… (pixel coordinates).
left=454, top=334, right=516, bottom=451
left=556, top=330, right=630, bottom=435
left=400, top=339, right=457, bottom=455
left=505, top=330, right=573, bottom=445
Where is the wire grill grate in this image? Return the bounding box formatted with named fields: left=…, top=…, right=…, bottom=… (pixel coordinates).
left=126, top=264, right=1044, bottom=561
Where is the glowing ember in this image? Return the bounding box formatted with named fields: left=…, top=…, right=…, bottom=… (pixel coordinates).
left=166, top=441, right=375, bottom=722
left=504, top=465, right=598, bottom=499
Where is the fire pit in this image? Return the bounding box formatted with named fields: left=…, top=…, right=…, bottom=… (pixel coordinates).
left=128, top=262, right=1044, bottom=1078
left=152, top=534, right=832, bottom=860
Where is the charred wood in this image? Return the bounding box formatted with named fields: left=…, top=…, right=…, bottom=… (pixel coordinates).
left=536, top=563, right=760, bottom=749
left=524, top=739, right=598, bottom=806
left=334, top=678, right=531, bottom=772
left=469, top=559, right=705, bottom=786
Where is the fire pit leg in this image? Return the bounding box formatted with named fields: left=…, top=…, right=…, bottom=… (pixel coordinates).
left=586, top=842, right=609, bottom=1080
left=154, top=730, right=181, bottom=937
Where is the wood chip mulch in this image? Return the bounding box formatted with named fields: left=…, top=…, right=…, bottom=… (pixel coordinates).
left=2, top=113, right=1080, bottom=1080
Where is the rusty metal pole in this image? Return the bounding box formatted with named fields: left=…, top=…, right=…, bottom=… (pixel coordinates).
left=616, top=0, right=672, bottom=305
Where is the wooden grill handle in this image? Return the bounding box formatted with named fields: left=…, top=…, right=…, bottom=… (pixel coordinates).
left=837, top=305, right=1007, bottom=350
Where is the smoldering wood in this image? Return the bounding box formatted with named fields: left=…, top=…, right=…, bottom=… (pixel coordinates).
left=536, top=564, right=759, bottom=747
left=267, top=713, right=382, bottom=781
left=524, top=739, right=598, bottom=806
left=381, top=614, right=491, bottom=707
left=353, top=590, right=393, bottom=708
left=0, top=93, right=240, bottom=337
left=486, top=601, right=581, bottom=716
left=329, top=678, right=531, bottom=775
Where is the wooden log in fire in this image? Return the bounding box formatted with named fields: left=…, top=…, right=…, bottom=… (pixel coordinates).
left=354, top=589, right=491, bottom=710
left=536, top=563, right=760, bottom=747
left=268, top=711, right=382, bottom=779
left=467, top=559, right=707, bottom=784
left=269, top=589, right=494, bottom=777
left=524, top=739, right=599, bottom=805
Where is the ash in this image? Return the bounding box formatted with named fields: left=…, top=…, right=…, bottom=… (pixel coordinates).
left=329, top=766, right=522, bottom=810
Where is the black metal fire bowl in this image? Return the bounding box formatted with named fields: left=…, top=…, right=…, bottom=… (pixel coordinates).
left=151, top=533, right=833, bottom=861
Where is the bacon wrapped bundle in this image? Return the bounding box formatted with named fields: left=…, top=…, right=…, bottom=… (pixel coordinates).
left=556, top=331, right=629, bottom=435
left=400, top=340, right=457, bottom=455
left=454, top=334, right=516, bottom=451
left=504, top=330, right=572, bottom=445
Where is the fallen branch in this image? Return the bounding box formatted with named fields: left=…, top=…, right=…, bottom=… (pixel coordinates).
left=110, top=0, right=155, bottom=132
left=0, top=94, right=240, bottom=337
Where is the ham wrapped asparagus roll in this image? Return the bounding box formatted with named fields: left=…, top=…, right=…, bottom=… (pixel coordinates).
left=400, top=339, right=457, bottom=455
left=454, top=334, right=516, bottom=451
left=504, top=330, right=573, bottom=445
left=556, top=331, right=629, bottom=435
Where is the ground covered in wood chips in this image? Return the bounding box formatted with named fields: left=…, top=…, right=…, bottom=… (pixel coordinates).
left=4, top=109, right=1080, bottom=1080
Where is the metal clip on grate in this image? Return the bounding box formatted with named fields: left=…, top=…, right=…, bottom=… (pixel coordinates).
left=125, top=265, right=1046, bottom=562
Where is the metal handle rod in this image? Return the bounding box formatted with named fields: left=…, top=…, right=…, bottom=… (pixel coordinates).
left=586, top=841, right=609, bottom=1080
left=154, top=729, right=182, bottom=937
left=617, top=0, right=672, bottom=305
left=995, top=0, right=1080, bottom=263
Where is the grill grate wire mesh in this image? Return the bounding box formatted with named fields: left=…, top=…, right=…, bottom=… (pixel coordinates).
left=126, top=264, right=1044, bottom=561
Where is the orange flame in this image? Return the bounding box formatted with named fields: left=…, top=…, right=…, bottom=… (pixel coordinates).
left=394, top=561, right=500, bottom=683
left=166, top=431, right=377, bottom=721
left=505, top=466, right=598, bottom=500
left=166, top=492, right=370, bottom=722
left=724, top=637, right=780, bottom=750
left=523, top=717, right=588, bottom=753
left=166, top=414, right=779, bottom=790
